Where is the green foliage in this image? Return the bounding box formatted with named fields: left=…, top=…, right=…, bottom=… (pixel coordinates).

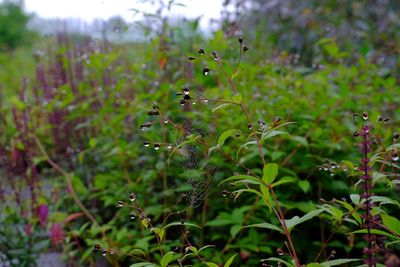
left=0, top=2, right=36, bottom=51
left=0, top=2, right=399, bottom=266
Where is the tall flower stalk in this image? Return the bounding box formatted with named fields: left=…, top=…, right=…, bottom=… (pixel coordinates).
left=359, top=123, right=377, bottom=266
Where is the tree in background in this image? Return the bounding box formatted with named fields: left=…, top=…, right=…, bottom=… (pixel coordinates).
left=0, top=1, right=36, bottom=51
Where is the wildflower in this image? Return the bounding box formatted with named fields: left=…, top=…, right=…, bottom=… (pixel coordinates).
left=50, top=223, right=64, bottom=246
left=37, top=204, right=49, bottom=227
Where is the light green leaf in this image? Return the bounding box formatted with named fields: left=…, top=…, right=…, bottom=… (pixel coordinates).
left=271, top=176, right=297, bottom=187
left=129, top=263, right=157, bottom=267
left=263, top=163, right=278, bottom=185
left=160, top=251, right=175, bottom=267
left=218, top=129, right=240, bottom=146
left=298, top=180, right=310, bottom=193
left=204, top=263, right=219, bottom=267
left=285, top=209, right=323, bottom=232
left=224, top=253, right=238, bottom=267
left=163, top=222, right=202, bottom=230
left=231, top=94, right=243, bottom=104
left=219, top=175, right=261, bottom=186
left=319, top=258, right=361, bottom=266
left=243, top=223, right=284, bottom=234
left=71, top=174, right=89, bottom=195
left=230, top=224, right=242, bottom=238
left=350, top=229, right=398, bottom=239
left=212, top=103, right=232, bottom=113
left=381, top=214, right=400, bottom=237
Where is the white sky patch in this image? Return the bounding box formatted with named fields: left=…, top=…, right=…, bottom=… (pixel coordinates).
left=21, top=0, right=223, bottom=28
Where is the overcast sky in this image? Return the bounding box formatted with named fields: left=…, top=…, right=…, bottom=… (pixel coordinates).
left=21, top=0, right=224, bottom=28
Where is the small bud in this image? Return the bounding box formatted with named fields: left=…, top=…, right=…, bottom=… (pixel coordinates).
left=144, top=141, right=150, bottom=147
left=129, top=193, right=136, bottom=202
left=202, top=67, right=210, bottom=76
left=152, top=103, right=159, bottom=110
left=183, top=94, right=191, bottom=100
left=378, top=115, right=383, bottom=122
left=188, top=56, right=196, bottom=60
left=154, top=143, right=160, bottom=150
left=212, top=50, right=218, bottom=60
left=247, top=123, right=252, bottom=130
left=183, top=87, right=190, bottom=95
left=393, top=132, right=399, bottom=140
left=198, top=48, right=204, bottom=55
left=180, top=99, right=186, bottom=106
left=353, top=131, right=359, bottom=137
left=116, top=201, right=124, bottom=207
left=93, top=244, right=101, bottom=252
left=384, top=118, right=390, bottom=123
left=243, top=45, right=249, bottom=52
left=147, top=110, right=159, bottom=116
left=238, top=37, right=243, bottom=43
left=392, top=152, right=399, bottom=162
left=362, top=112, right=368, bottom=120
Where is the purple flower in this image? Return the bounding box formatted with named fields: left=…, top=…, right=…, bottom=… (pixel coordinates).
left=25, top=224, right=32, bottom=236
left=50, top=223, right=64, bottom=246
left=37, top=204, right=49, bottom=227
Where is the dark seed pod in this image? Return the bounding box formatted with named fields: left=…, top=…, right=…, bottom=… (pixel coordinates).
left=154, top=143, right=160, bottom=150
left=147, top=110, right=159, bottom=116
left=183, top=87, right=190, bottom=95
left=198, top=48, right=204, bottom=55
left=93, top=244, right=101, bottom=252
left=394, top=132, right=400, bottom=140
left=238, top=37, right=243, bottom=43
left=188, top=56, right=196, bottom=60
left=384, top=118, right=390, bottom=123
left=152, top=103, right=159, bottom=110
left=212, top=50, right=218, bottom=60
left=353, top=131, right=359, bottom=137
left=378, top=115, right=383, bottom=122
left=362, top=111, right=368, bottom=120
left=243, top=45, right=249, bottom=52
left=183, top=94, right=191, bottom=100
left=202, top=67, right=210, bottom=76
left=143, top=141, right=150, bottom=147
left=180, top=99, right=186, bottom=106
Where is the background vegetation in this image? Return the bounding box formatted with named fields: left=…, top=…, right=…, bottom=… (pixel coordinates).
left=0, top=0, right=399, bottom=266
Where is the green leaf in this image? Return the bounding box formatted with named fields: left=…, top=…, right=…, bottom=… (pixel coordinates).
left=224, top=253, right=238, bottom=267
left=130, top=263, right=157, bottom=267
left=218, top=129, right=240, bottom=146
left=271, top=176, right=297, bottom=187
left=263, top=163, right=278, bottom=185
left=230, top=224, right=242, bottom=238
left=350, top=229, right=398, bottom=240
left=285, top=209, right=323, bottom=232
left=204, top=263, right=219, bottom=267
left=219, top=175, right=261, bottom=187
left=381, top=214, right=400, bottom=237
left=160, top=251, right=175, bottom=267
left=231, top=94, right=243, bottom=104
left=71, top=174, right=89, bottom=196
left=163, top=222, right=202, bottom=230
left=298, top=180, right=310, bottom=193
left=319, top=258, right=361, bottom=266
left=243, top=223, right=284, bottom=234
left=212, top=103, right=232, bottom=113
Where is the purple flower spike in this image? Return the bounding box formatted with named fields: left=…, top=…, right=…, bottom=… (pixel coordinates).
left=38, top=204, right=49, bottom=227
left=50, top=223, right=64, bottom=246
